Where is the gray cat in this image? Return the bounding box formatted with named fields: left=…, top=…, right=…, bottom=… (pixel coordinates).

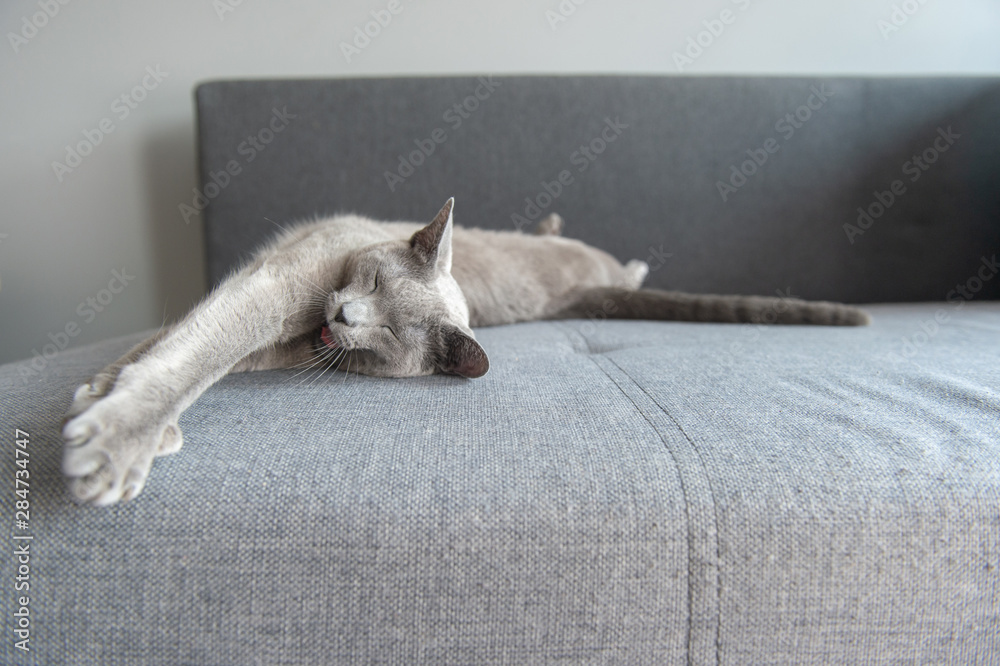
left=62, top=198, right=869, bottom=505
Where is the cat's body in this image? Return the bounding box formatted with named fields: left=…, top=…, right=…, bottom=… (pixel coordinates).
left=62, top=199, right=869, bottom=506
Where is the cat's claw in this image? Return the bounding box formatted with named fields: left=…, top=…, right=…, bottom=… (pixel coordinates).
left=62, top=391, right=180, bottom=506
left=64, top=382, right=104, bottom=422
left=157, top=423, right=184, bottom=456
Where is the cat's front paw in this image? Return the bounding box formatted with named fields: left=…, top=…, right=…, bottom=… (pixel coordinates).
left=62, top=392, right=182, bottom=506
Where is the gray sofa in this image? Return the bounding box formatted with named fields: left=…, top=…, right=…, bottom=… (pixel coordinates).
left=3, top=76, right=999, bottom=665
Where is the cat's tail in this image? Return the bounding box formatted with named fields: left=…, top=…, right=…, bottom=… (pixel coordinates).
left=550, top=287, right=871, bottom=326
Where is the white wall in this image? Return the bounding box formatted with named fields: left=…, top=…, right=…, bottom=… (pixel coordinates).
left=2, top=0, right=999, bottom=365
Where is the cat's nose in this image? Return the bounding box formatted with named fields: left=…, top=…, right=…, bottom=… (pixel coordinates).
left=335, top=301, right=371, bottom=327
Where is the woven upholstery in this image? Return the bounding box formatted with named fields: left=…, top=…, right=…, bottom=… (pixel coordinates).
left=3, top=306, right=1000, bottom=664
left=2, top=76, right=999, bottom=664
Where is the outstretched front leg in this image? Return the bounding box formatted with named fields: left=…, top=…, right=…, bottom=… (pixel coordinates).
left=62, top=267, right=317, bottom=506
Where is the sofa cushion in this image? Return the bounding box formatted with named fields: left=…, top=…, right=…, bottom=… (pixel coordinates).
left=3, top=303, right=997, bottom=664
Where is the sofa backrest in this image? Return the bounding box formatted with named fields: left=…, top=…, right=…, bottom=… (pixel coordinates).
left=195, top=76, right=1000, bottom=303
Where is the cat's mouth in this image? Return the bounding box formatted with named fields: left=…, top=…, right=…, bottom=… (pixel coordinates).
left=319, top=323, right=340, bottom=350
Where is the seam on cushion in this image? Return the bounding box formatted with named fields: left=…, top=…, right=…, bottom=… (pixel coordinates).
left=587, top=356, right=699, bottom=666
left=552, top=321, right=721, bottom=664
left=551, top=322, right=709, bottom=662
left=563, top=328, right=722, bottom=665
left=551, top=322, right=722, bottom=664
left=551, top=320, right=595, bottom=355
left=604, top=356, right=723, bottom=666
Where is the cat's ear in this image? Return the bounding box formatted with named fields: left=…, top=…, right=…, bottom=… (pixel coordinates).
left=440, top=326, right=489, bottom=378
left=410, top=197, right=454, bottom=272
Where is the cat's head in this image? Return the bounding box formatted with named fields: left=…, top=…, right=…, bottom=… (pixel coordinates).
left=320, top=198, right=489, bottom=379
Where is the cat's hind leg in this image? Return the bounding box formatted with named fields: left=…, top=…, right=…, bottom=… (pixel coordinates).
left=535, top=213, right=564, bottom=236
left=623, top=259, right=649, bottom=289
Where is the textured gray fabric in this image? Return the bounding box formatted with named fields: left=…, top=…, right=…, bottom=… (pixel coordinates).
left=4, top=75, right=998, bottom=664
left=196, top=76, right=1000, bottom=303
left=2, top=304, right=998, bottom=664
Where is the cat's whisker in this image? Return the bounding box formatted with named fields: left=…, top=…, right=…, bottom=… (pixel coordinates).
left=284, top=292, right=329, bottom=316
left=303, top=343, right=350, bottom=387
left=158, top=300, right=170, bottom=334
left=329, top=347, right=346, bottom=370
left=298, top=357, right=333, bottom=387
left=333, top=348, right=350, bottom=375
left=262, top=216, right=292, bottom=235
left=296, top=276, right=334, bottom=301
left=298, top=274, right=329, bottom=293
left=319, top=348, right=346, bottom=384
left=288, top=289, right=328, bottom=306
left=288, top=357, right=329, bottom=384
left=286, top=348, right=331, bottom=373
left=342, top=352, right=353, bottom=383
left=306, top=346, right=342, bottom=387
left=286, top=351, right=329, bottom=370
left=286, top=290, right=327, bottom=303
left=284, top=285, right=334, bottom=324
left=287, top=344, right=340, bottom=383
left=311, top=353, right=341, bottom=387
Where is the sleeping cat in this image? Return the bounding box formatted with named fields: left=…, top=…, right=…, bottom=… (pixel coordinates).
left=62, top=198, right=869, bottom=506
